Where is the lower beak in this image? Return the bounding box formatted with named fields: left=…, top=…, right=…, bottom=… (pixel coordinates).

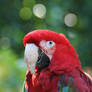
left=25, top=43, right=50, bottom=74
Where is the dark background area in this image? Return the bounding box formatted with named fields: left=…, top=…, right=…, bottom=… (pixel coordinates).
left=0, top=0, right=92, bottom=92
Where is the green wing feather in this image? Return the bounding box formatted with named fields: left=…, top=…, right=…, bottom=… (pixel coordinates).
left=58, top=84, right=76, bottom=92
left=23, top=82, right=27, bottom=92
left=58, top=74, right=80, bottom=92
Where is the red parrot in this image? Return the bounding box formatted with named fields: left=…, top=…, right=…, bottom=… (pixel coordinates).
left=23, top=30, right=92, bottom=92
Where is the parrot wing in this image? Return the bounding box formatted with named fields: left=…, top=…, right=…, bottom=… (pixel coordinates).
left=58, top=71, right=92, bottom=92
left=22, top=70, right=32, bottom=92
left=58, top=74, right=80, bottom=92
left=23, top=83, right=27, bottom=92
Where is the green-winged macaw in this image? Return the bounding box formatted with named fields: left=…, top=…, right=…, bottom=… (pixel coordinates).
left=23, top=30, right=92, bottom=92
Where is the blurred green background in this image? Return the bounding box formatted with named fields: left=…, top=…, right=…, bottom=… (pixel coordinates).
left=0, top=0, right=92, bottom=92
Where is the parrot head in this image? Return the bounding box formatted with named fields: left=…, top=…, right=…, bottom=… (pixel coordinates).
left=24, top=30, right=81, bottom=75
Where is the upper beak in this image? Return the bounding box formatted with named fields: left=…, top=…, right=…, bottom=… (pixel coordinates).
left=25, top=44, right=39, bottom=74
left=24, top=43, right=50, bottom=74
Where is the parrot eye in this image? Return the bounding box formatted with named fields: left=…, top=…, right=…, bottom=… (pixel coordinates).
left=46, top=41, right=55, bottom=48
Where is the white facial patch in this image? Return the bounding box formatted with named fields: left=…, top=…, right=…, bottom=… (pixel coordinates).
left=24, top=44, right=39, bottom=74
left=40, top=40, right=56, bottom=60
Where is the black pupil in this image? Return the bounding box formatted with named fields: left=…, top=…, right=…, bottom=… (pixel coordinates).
left=49, top=41, right=52, bottom=44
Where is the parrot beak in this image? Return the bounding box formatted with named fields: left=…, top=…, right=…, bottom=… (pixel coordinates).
left=36, top=49, right=50, bottom=73
left=24, top=43, right=50, bottom=74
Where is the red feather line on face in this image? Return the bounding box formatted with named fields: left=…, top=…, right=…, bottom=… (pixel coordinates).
left=24, top=30, right=81, bottom=74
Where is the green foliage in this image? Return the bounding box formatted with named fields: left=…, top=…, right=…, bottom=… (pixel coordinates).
left=0, top=0, right=92, bottom=92
left=0, top=47, right=26, bottom=92
left=23, top=0, right=35, bottom=9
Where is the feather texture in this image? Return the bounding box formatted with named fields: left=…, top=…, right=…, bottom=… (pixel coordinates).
left=23, top=30, right=92, bottom=92
left=57, top=69, right=92, bottom=92
left=23, top=69, right=92, bottom=92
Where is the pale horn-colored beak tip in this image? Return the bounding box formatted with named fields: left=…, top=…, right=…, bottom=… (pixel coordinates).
left=24, top=43, right=39, bottom=74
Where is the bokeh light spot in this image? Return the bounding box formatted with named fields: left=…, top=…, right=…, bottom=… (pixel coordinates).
left=64, top=13, right=78, bottom=27
left=33, top=4, right=46, bottom=18
left=19, top=7, right=32, bottom=20
left=67, top=31, right=76, bottom=38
